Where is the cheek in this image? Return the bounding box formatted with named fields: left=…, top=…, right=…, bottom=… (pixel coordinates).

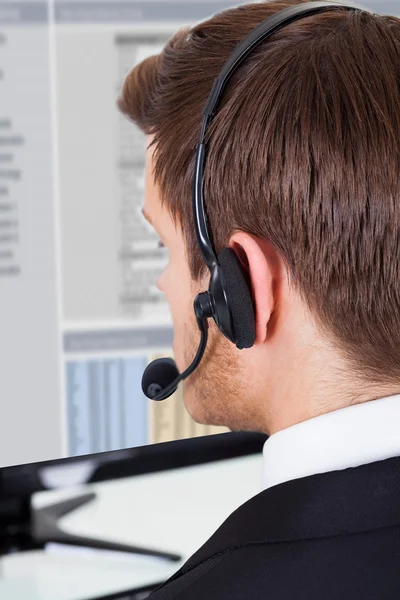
left=157, top=252, right=194, bottom=320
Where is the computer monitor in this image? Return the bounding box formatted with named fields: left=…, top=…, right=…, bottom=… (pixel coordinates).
left=0, top=431, right=266, bottom=558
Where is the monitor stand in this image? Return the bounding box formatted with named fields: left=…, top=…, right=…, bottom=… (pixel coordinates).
left=0, top=491, right=181, bottom=561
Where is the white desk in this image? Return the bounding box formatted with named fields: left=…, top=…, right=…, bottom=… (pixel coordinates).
left=0, top=453, right=264, bottom=600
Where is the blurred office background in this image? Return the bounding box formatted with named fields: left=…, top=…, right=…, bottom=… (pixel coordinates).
left=0, top=0, right=391, bottom=467
left=1, top=0, right=241, bottom=467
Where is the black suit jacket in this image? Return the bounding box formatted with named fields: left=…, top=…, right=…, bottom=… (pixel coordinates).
left=149, top=455, right=400, bottom=599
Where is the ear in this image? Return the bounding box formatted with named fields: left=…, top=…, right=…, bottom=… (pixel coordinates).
left=228, top=231, right=280, bottom=345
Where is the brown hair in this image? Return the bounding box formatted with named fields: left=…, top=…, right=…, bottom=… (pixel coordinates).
left=118, top=0, right=400, bottom=385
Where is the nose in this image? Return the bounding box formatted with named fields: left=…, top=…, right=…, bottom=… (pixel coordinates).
left=157, top=271, right=165, bottom=293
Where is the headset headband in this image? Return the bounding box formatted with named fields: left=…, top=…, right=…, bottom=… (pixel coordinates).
left=193, top=1, right=371, bottom=270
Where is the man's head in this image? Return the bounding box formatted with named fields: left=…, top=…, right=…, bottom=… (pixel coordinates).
left=119, top=0, right=400, bottom=435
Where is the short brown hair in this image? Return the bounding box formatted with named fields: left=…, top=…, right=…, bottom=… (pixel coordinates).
left=118, top=0, right=400, bottom=385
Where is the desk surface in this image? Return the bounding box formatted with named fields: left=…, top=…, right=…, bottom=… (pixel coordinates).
left=0, top=453, right=264, bottom=600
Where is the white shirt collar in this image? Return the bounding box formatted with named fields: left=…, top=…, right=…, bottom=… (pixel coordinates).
left=262, top=394, right=400, bottom=490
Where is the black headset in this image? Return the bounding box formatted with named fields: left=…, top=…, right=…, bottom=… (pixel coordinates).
left=142, top=0, right=370, bottom=401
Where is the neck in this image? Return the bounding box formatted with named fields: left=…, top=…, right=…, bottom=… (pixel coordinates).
left=262, top=342, right=400, bottom=436
left=246, top=292, right=400, bottom=436
left=267, top=385, right=400, bottom=436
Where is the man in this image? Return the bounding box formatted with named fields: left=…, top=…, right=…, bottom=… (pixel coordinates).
left=118, top=0, right=400, bottom=597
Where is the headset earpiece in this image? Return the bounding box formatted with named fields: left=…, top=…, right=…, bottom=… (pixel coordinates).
left=194, top=247, right=256, bottom=349
left=215, top=248, right=256, bottom=350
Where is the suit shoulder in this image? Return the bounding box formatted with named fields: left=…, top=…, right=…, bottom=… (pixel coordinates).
left=149, top=526, right=400, bottom=599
